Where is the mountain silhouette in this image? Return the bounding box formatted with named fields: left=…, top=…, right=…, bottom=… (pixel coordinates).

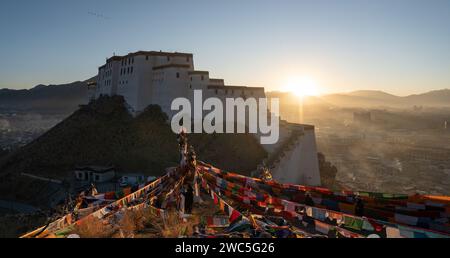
left=0, top=78, right=94, bottom=114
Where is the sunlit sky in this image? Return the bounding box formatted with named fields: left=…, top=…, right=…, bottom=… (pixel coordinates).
left=0, top=0, right=449, bottom=95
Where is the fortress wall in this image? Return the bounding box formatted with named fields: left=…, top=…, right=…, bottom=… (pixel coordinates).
left=270, top=126, right=321, bottom=186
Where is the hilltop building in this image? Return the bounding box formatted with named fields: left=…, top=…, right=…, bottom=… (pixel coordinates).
left=88, top=51, right=321, bottom=186
left=89, top=51, right=264, bottom=117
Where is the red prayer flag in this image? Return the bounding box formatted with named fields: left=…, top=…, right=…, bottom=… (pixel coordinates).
left=229, top=209, right=241, bottom=223
left=368, top=218, right=384, bottom=232
left=213, top=193, right=219, bottom=205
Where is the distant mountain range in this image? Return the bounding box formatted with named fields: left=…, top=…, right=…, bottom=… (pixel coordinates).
left=268, top=89, right=450, bottom=108
left=0, top=77, right=94, bottom=114
left=323, top=89, right=450, bottom=108
left=1, top=77, right=449, bottom=113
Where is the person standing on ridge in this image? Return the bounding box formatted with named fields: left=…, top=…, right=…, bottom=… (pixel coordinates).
left=304, top=192, right=315, bottom=207
left=183, top=184, right=194, bottom=214
left=354, top=195, right=365, bottom=217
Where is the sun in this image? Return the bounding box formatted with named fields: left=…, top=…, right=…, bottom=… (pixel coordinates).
left=282, top=76, right=320, bottom=97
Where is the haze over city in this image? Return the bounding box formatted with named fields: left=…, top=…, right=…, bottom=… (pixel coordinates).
left=1, top=0, right=449, bottom=96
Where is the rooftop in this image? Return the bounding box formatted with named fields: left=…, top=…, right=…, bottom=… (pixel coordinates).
left=207, top=85, right=265, bottom=91
left=152, top=63, right=191, bottom=70
left=99, top=51, right=193, bottom=68
left=188, top=70, right=209, bottom=75
left=75, top=166, right=115, bottom=173
left=108, top=51, right=192, bottom=62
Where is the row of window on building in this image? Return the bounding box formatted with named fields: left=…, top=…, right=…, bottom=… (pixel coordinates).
left=120, top=54, right=190, bottom=64
left=100, top=62, right=113, bottom=80
left=104, top=55, right=194, bottom=79
left=101, top=69, right=112, bottom=80
left=121, top=66, right=133, bottom=75
left=213, top=89, right=254, bottom=96
left=122, top=57, right=134, bottom=66
left=120, top=66, right=133, bottom=75
left=157, top=56, right=190, bottom=62
left=190, top=75, right=204, bottom=81
left=173, top=73, right=206, bottom=81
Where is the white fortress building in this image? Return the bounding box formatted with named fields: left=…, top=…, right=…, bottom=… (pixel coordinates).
left=90, top=50, right=265, bottom=117
left=89, top=50, right=321, bottom=186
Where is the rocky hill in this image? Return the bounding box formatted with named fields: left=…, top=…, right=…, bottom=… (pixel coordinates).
left=0, top=96, right=267, bottom=206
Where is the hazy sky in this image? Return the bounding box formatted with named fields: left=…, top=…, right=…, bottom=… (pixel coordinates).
left=0, top=0, right=449, bottom=95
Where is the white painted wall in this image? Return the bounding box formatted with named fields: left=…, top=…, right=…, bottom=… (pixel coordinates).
left=153, top=67, right=191, bottom=117
left=94, top=51, right=269, bottom=121
left=271, top=127, right=321, bottom=186
left=95, top=52, right=194, bottom=113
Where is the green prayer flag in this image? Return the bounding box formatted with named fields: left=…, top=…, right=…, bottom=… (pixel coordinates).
left=344, top=216, right=363, bottom=231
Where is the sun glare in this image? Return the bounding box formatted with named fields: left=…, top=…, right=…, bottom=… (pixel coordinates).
left=282, top=76, right=320, bottom=97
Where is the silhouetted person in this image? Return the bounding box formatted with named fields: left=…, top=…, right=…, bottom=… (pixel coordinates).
left=183, top=184, right=194, bottom=214
left=304, top=192, right=314, bottom=207
left=355, top=196, right=365, bottom=217
left=153, top=194, right=163, bottom=209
